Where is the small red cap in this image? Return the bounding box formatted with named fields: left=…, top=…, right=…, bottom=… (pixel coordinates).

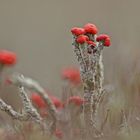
left=76, top=35, right=89, bottom=44
left=84, top=23, right=98, bottom=34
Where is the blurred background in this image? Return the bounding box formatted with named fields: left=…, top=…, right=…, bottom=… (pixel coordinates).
left=0, top=0, right=139, bottom=103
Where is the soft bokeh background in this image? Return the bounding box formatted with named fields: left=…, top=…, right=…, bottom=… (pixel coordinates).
left=0, top=0, right=139, bottom=98
left=0, top=1, right=140, bottom=139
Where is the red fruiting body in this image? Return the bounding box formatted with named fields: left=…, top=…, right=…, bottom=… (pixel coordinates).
left=31, top=93, right=63, bottom=109
left=104, top=37, right=111, bottom=47
left=62, top=67, right=81, bottom=85
left=96, top=34, right=109, bottom=42
left=0, top=50, right=16, bottom=66
left=87, top=40, right=96, bottom=49
left=71, top=27, right=85, bottom=36
left=96, top=34, right=111, bottom=47
left=68, top=96, right=84, bottom=106
left=87, top=40, right=96, bottom=46
left=76, top=35, right=89, bottom=44
left=54, top=129, right=63, bottom=139
left=50, top=95, right=63, bottom=109
left=84, top=23, right=98, bottom=34
left=31, top=94, right=46, bottom=109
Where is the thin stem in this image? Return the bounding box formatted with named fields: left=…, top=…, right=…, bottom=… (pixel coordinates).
left=0, top=98, right=28, bottom=121
left=9, top=73, right=57, bottom=133
left=18, top=86, right=44, bottom=126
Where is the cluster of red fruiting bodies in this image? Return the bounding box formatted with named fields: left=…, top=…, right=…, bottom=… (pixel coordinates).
left=71, top=23, right=111, bottom=48
left=31, top=92, right=84, bottom=139
left=0, top=50, right=83, bottom=109
left=31, top=90, right=83, bottom=139
left=31, top=67, right=83, bottom=111
left=0, top=49, right=83, bottom=139
left=0, top=23, right=110, bottom=139
left=31, top=93, right=84, bottom=112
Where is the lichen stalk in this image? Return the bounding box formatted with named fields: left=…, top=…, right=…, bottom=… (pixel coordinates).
left=9, top=73, right=57, bottom=132
left=72, top=30, right=107, bottom=137
left=18, top=86, right=44, bottom=126
left=0, top=99, right=28, bottom=121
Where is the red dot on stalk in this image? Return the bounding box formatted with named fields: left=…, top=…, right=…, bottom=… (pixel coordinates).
left=49, top=95, right=63, bottom=109
left=84, top=23, right=98, bottom=34
left=61, top=67, right=81, bottom=85
left=71, top=27, right=85, bottom=36
left=67, top=96, right=84, bottom=106
left=76, top=35, right=89, bottom=44
left=31, top=93, right=63, bottom=109
left=96, top=34, right=111, bottom=47
left=0, top=50, right=17, bottom=66
left=87, top=40, right=96, bottom=49
left=96, top=34, right=110, bottom=42
left=104, top=37, right=111, bottom=47
left=31, top=94, right=46, bottom=109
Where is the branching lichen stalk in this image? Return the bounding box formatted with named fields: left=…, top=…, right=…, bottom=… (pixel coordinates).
left=18, top=86, right=44, bottom=126
left=72, top=34, right=106, bottom=137
left=0, top=99, right=28, bottom=121
left=9, top=73, right=57, bottom=132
